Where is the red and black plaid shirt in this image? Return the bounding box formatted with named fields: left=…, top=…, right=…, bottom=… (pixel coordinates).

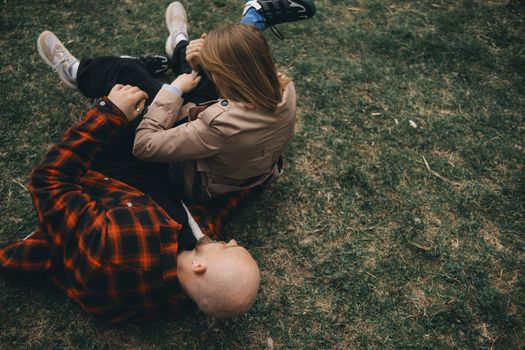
left=0, top=100, right=255, bottom=324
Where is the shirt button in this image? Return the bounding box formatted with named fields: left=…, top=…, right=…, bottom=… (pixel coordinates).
left=103, top=177, right=109, bottom=181
left=100, top=101, right=106, bottom=106
left=221, top=100, right=228, bottom=106
left=127, top=202, right=133, bottom=207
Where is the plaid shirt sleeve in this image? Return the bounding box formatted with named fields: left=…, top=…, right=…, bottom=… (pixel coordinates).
left=28, top=98, right=128, bottom=287
left=0, top=99, right=125, bottom=276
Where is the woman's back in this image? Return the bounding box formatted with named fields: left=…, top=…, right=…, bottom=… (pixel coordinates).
left=194, top=80, right=296, bottom=198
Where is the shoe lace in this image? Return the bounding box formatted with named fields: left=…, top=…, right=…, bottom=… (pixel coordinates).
left=52, top=47, right=73, bottom=72
left=269, top=25, right=284, bottom=40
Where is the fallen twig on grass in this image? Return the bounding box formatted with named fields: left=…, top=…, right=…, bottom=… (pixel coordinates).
left=12, top=179, right=28, bottom=192
left=286, top=50, right=305, bottom=69
left=421, top=155, right=461, bottom=186
left=407, top=240, right=431, bottom=252
left=406, top=240, right=440, bottom=258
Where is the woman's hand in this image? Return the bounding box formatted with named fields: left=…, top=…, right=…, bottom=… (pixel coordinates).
left=107, top=84, right=148, bottom=122
left=171, top=71, right=201, bottom=93
left=186, top=33, right=207, bottom=71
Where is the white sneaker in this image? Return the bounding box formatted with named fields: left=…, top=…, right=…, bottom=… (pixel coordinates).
left=37, top=31, right=78, bottom=90
left=165, top=2, right=188, bottom=59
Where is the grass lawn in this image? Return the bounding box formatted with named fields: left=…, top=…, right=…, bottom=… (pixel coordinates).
left=1, top=0, right=524, bottom=349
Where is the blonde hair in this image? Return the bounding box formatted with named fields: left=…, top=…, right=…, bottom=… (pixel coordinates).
left=200, top=24, right=287, bottom=111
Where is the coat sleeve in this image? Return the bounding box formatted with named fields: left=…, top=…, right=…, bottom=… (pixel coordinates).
left=133, top=89, right=226, bottom=162
left=29, top=99, right=127, bottom=285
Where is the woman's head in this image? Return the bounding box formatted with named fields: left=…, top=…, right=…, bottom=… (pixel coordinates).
left=200, top=24, right=283, bottom=111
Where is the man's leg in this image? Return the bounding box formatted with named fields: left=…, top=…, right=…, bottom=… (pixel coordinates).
left=76, top=56, right=162, bottom=105
left=37, top=31, right=166, bottom=103
left=73, top=56, right=160, bottom=170
left=78, top=50, right=217, bottom=106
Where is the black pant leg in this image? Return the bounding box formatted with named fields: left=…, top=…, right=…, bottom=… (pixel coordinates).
left=172, top=41, right=219, bottom=104
left=76, top=56, right=162, bottom=105
left=171, top=40, right=193, bottom=76
left=74, top=56, right=160, bottom=168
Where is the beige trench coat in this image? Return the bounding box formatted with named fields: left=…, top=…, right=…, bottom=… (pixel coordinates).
left=133, top=81, right=296, bottom=201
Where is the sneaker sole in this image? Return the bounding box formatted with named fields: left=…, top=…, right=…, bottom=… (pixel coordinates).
left=36, top=31, right=55, bottom=69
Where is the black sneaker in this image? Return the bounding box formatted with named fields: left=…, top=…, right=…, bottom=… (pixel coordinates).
left=120, top=54, right=170, bottom=76
left=243, top=0, right=316, bottom=39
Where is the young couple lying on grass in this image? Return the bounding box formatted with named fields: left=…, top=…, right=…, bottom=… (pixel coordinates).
left=0, top=1, right=315, bottom=323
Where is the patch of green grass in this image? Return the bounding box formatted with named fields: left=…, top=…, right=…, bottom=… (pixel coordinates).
left=1, top=0, right=524, bottom=349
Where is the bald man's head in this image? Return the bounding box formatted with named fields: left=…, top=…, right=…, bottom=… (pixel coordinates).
left=177, top=238, right=260, bottom=318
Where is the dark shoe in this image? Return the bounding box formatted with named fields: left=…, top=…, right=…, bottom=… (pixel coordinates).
left=242, top=0, right=316, bottom=39
left=120, top=54, right=170, bottom=76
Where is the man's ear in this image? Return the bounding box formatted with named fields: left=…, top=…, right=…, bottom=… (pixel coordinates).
left=192, top=261, right=207, bottom=274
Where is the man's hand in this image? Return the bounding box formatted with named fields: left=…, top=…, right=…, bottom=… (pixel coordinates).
left=171, top=71, right=201, bottom=93
left=107, top=84, right=148, bottom=122
left=186, top=33, right=207, bottom=71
